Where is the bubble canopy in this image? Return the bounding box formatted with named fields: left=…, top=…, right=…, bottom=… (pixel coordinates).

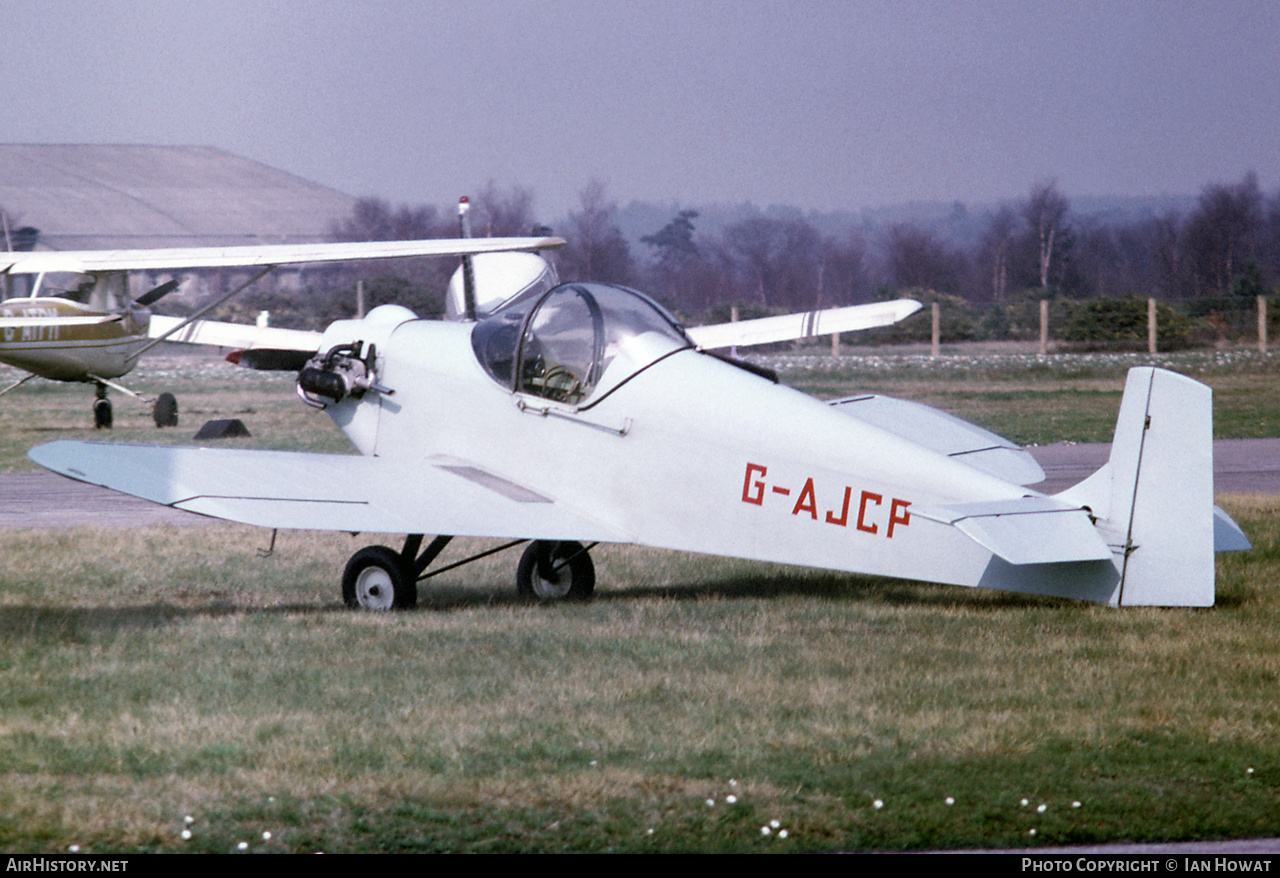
left=471, top=282, right=693, bottom=406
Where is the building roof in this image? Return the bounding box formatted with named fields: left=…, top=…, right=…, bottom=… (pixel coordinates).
left=0, top=144, right=358, bottom=250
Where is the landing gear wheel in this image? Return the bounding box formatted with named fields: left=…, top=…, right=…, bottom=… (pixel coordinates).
left=153, top=392, right=178, bottom=428
left=342, top=546, right=416, bottom=610
left=516, top=540, right=595, bottom=602
left=93, top=398, right=113, bottom=429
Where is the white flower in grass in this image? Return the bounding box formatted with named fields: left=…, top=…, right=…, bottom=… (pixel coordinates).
left=237, top=841, right=248, bottom=851
left=760, top=826, right=771, bottom=836
left=873, top=799, right=883, bottom=810
left=180, top=830, right=191, bottom=841
left=945, top=797, right=955, bottom=806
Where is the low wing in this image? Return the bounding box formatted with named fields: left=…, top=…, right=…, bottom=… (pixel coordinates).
left=28, top=440, right=625, bottom=541
left=686, top=299, right=921, bottom=349
left=0, top=236, right=564, bottom=275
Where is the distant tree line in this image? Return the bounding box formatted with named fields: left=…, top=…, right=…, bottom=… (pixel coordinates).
left=216, top=173, right=1280, bottom=343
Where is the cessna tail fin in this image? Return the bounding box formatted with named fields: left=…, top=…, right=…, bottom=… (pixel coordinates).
left=1056, top=367, right=1244, bottom=606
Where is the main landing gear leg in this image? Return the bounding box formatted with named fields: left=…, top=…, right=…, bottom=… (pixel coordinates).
left=338, top=536, right=598, bottom=610
left=86, top=376, right=178, bottom=429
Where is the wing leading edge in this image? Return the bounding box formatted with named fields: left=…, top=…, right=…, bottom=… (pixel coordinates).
left=1, top=236, right=565, bottom=275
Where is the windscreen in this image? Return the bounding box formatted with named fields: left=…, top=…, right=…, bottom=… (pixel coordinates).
left=472, top=283, right=692, bottom=406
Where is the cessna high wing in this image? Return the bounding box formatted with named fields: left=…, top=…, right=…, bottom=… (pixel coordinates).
left=26, top=243, right=1249, bottom=609
left=0, top=235, right=565, bottom=427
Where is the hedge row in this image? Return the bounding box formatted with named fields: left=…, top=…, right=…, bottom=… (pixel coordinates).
left=856, top=290, right=1278, bottom=350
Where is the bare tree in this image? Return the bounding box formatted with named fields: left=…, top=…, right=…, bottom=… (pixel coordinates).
left=820, top=230, right=869, bottom=305
left=978, top=206, right=1018, bottom=301
left=882, top=223, right=966, bottom=294
left=473, top=182, right=538, bottom=237
left=726, top=217, right=782, bottom=306
left=1182, top=173, right=1263, bottom=297
left=1021, top=181, right=1070, bottom=289
left=560, top=179, right=635, bottom=284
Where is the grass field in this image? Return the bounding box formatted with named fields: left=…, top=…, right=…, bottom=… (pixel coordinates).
left=0, top=345, right=1277, bottom=853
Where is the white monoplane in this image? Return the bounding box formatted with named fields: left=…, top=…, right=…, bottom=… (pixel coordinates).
left=25, top=235, right=1248, bottom=609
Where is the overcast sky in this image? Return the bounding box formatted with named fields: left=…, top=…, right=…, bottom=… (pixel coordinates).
left=6, top=0, right=1278, bottom=219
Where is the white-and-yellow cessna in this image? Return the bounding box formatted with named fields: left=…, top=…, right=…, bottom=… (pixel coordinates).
left=0, top=235, right=571, bottom=427
left=23, top=219, right=1249, bottom=609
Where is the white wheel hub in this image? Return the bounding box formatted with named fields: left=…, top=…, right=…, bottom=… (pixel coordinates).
left=354, top=566, right=395, bottom=610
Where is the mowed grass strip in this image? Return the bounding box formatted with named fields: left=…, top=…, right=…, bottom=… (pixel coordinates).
left=0, top=499, right=1276, bottom=853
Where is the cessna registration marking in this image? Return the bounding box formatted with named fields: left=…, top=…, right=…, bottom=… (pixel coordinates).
left=2, top=307, right=62, bottom=343
left=741, top=462, right=911, bottom=537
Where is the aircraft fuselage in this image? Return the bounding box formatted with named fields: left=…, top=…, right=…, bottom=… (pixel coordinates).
left=315, top=312, right=1120, bottom=603
left=0, top=297, right=148, bottom=381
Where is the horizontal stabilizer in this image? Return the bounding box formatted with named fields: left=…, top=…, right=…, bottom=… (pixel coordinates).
left=1214, top=504, right=1252, bottom=551
left=831, top=394, right=1045, bottom=485
left=687, top=299, right=921, bottom=349
left=913, top=497, right=1113, bottom=565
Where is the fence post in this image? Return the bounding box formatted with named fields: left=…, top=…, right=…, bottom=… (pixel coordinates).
left=831, top=330, right=840, bottom=357
left=1039, top=300, right=1048, bottom=355
left=931, top=302, right=940, bottom=357
left=1148, top=297, right=1157, bottom=354
left=1259, top=296, right=1268, bottom=354
left=730, top=304, right=738, bottom=358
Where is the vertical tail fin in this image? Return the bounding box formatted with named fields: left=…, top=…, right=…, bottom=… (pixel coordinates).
left=1057, top=367, right=1217, bottom=606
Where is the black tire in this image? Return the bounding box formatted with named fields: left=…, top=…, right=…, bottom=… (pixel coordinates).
left=93, top=398, right=113, bottom=429
left=516, top=540, right=595, bottom=602
left=341, top=545, right=416, bottom=610
left=153, top=392, right=178, bottom=428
